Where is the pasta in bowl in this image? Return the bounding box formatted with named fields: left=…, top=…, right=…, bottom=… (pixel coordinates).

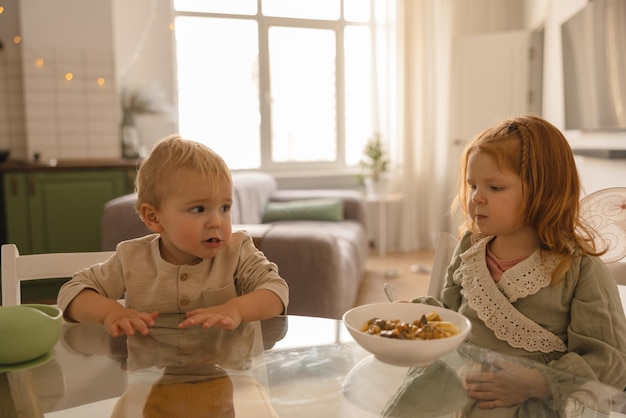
left=343, top=303, right=471, bottom=366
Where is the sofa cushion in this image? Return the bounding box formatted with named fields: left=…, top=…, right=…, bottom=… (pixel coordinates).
left=269, top=189, right=367, bottom=226
left=262, top=199, right=344, bottom=223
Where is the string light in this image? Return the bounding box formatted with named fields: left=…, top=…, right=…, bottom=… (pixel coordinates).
left=1, top=1, right=161, bottom=85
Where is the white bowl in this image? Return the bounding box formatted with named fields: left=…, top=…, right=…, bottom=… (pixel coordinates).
left=343, top=302, right=471, bottom=367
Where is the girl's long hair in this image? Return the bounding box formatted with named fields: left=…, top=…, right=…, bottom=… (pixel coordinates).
left=452, top=115, right=603, bottom=282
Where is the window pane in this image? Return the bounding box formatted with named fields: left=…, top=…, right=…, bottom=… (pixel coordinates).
left=175, top=17, right=261, bottom=169
left=262, top=0, right=340, bottom=20
left=344, top=26, right=372, bottom=165
left=268, top=27, right=336, bottom=163
left=173, top=0, right=256, bottom=15
left=344, top=0, right=370, bottom=22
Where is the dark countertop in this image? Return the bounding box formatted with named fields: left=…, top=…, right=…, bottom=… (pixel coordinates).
left=0, top=159, right=141, bottom=172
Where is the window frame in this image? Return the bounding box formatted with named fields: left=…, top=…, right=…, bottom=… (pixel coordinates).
left=172, top=3, right=373, bottom=175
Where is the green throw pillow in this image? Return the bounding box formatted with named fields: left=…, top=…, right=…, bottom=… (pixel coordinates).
left=262, top=199, right=344, bottom=223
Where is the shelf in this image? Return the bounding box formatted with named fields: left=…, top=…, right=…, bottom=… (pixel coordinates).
left=572, top=149, right=626, bottom=159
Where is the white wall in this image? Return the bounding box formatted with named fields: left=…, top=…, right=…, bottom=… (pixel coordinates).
left=111, top=0, right=177, bottom=151
left=20, top=0, right=119, bottom=160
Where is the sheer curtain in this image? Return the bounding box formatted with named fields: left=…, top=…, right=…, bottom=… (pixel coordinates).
left=373, top=0, right=534, bottom=252
left=375, top=0, right=455, bottom=252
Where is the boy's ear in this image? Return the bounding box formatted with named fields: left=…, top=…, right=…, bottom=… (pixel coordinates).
left=139, top=203, right=163, bottom=233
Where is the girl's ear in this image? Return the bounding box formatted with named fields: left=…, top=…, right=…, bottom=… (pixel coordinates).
left=139, top=203, right=163, bottom=233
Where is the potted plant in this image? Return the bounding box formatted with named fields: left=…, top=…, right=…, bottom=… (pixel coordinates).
left=120, top=83, right=174, bottom=159
left=358, top=132, right=390, bottom=197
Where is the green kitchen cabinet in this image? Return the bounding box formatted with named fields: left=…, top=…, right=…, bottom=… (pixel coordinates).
left=2, top=168, right=136, bottom=254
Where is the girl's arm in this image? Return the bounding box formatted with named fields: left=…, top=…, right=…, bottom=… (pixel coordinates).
left=439, top=231, right=471, bottom=310
left=550, top=255, right=626, bottom=390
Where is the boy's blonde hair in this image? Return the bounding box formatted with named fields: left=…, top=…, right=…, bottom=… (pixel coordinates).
left=453, top=115, right=602, bottom=280
left=135, top=134, right=232, bottom=211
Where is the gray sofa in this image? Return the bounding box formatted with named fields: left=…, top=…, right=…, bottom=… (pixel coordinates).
left=101, top=171, right=369, bottom=319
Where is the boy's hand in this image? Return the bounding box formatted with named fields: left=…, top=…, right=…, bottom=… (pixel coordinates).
left=178, top=305, right=243, bottom=330
left=103, top=308, right=159, bottom=337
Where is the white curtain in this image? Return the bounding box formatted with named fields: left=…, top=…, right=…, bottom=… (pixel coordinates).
left=371, top=0, right=533, bottom=252
left=373, top=0, right=455, bottom=252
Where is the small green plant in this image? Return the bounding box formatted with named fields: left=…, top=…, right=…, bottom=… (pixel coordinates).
left=358, top=133, right=389, bottom=183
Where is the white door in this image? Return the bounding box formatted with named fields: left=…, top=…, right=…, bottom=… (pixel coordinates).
left=447, top=29, right=543, bottom=231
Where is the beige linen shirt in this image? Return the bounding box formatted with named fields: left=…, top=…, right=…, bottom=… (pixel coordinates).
left=57, top=232, right=289, bottom=315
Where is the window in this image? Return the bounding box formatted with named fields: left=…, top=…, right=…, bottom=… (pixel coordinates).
left=173, top=0, right=380, bottom=172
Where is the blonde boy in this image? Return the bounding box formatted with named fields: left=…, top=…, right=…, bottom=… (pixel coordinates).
left=58, top=135, right=288, bottom=337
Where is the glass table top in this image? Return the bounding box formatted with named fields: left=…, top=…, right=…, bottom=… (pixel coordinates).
left=1, top=314, right=625, bottom=418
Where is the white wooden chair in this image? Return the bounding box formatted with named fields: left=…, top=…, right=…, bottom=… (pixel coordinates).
left=427, top=232, right=459, bottom=298
left=1, top=244, right=114, bottom=306
left=579, top=187, right=626, bottom=315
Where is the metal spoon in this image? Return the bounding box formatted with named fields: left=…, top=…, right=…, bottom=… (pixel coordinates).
left=384, top=282, right=398, bottom=302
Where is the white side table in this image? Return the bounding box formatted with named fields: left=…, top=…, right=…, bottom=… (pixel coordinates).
left=366, top=192, right=404, bottom=257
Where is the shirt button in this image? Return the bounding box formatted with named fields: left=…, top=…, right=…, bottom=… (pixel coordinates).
left=180, top=298, right=189, bottom=306
left=180, top=273, right=188, bottom=281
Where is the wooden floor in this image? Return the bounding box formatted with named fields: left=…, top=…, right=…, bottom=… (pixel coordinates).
left=354, top=248, right=435, bottom=306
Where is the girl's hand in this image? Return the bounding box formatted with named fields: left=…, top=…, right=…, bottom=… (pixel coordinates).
left=178, top=305, right=242, bottom=330
left=463, top=358, right=551, bottom=408
left=103, top=308, right=159, bottom=337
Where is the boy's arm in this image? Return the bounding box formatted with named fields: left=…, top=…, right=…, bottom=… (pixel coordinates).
left=64, top=289, right=125, bottom=323
left=227, top=288, right=285, bottom=321
left=65, top=289, right=157, bottom=337
left=178, top=289, right=284, bottom=330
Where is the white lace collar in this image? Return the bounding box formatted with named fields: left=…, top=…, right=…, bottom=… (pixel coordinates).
left=455, top=236, right=567, bottom=353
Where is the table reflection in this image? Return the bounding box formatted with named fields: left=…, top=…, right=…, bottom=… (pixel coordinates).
left=60, top=314, right=286, bottom=418
left=341, top=343, right=626, bottom=418
left=113, top=314, right=256, bottom=417
left=2, top=315, right=625, bottom=418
